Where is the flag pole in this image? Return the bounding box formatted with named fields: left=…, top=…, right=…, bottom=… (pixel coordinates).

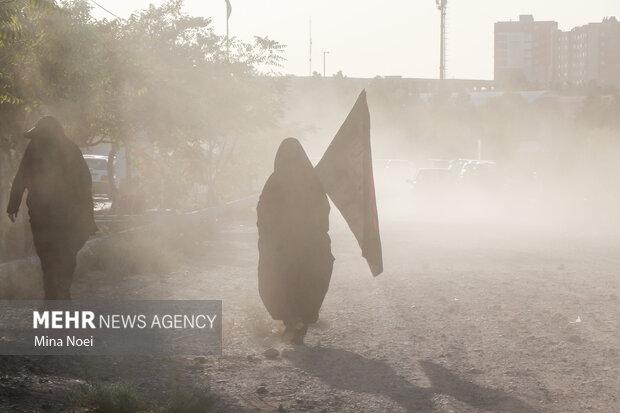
left=226, top=5, right=229, bottom=62
left=309, top=17, right=312, bottom=76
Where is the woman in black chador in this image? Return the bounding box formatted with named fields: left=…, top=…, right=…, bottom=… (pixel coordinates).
left=257, top=138, right=334, bottom=345
left=6, top=116, right=97, bottom=299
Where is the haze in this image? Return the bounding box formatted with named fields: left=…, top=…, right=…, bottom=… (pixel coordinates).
left=89, top=0, right=620, bottom=80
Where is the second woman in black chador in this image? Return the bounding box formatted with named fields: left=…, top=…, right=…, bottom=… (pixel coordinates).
left=257, top=138, right=334, bottom=344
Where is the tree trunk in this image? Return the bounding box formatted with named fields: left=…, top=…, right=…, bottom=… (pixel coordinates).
left=108, top=143, right=119, bottom=210
left=125, top=143, right=131, bottom=181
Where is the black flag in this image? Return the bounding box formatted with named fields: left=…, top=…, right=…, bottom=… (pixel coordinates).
left=315, top=90, right=383, bottom=276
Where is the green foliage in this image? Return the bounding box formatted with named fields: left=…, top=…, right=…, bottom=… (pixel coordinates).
left=0, top=0, right=287, bottom=213
left=0, top=92, right=22, bottom=104
left=0, top=27, right=21, bottom=42
left=166, top=384, right=215, bottom=413
left=111, top=0, right=287, bottom=205
left=27, top=0, right=57, bottom=11
left=74, top=381, right=215, bottom=413
left=77, top=383, right=152, bottom=413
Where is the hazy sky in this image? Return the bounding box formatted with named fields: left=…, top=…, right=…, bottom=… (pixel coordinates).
left=90, top=0, right=619, bottom=80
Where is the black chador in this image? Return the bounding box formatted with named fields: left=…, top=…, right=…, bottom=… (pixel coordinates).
left=7, top=116, right=97, bottom=299
left=257, top=138, right=334, bottom=344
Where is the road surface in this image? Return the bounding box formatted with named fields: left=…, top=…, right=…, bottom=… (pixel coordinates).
left=1, top=215, right=619, bottom=412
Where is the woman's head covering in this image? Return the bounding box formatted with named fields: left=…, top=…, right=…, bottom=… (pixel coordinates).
left=274, top=138, right=314, bottom=176
left=24, top=116, right=66, bottom=140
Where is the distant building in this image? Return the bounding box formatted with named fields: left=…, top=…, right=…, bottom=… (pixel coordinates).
left=495, top=15, right=620, bottom=88
left=494, top=15, right=558, bottom=87
left=555, top=17, right=620, bottom=88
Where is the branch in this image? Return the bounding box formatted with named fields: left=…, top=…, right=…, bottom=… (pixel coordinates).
left=83, top=136, right=112, bottom=147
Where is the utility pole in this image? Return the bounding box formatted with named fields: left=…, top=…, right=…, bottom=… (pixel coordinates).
left=225, top=0, right=232, bottom=62
left=436, top=0, right=447, bottom=80
left=226, top=14, right=229, bottom=59
left=309, top=17, right=313, bottom=76
left=323, top=51, right=329, bottom=77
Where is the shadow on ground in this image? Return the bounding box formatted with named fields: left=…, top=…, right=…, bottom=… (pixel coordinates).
left=284, top=346, right=538, bottom=412
left=0, top=355, right=229, bottom=412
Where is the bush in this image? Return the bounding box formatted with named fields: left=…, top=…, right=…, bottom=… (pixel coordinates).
left=74, top=382, right=215, bottom=413
left=78, top=383, right=152, bottom=413
left=166, top=384, right=215, bottom=413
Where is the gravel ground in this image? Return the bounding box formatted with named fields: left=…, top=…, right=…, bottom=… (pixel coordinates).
left=1, top=215, right=619, bottom=412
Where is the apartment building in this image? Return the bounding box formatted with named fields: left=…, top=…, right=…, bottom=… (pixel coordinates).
left=495, top=15, right=620, bottom=88
left=494, top=15, right=557, bottom=87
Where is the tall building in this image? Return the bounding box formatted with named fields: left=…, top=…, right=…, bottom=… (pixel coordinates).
left=494, top=15, right=558, bottom=87
left=495, top=15, right=620, bottom=89
left=555, top=17, right=620, bottom=88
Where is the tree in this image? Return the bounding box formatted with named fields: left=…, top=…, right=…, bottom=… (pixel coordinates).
left=112, top=0, right=287, bottom=208
left=1, top=0, right=288, bottom=220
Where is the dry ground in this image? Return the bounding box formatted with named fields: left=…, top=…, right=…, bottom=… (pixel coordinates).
left=1, top=212, right=620, bottom=412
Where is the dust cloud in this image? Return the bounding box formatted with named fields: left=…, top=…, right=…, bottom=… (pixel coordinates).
left=1, top=2, right=619, bottom=411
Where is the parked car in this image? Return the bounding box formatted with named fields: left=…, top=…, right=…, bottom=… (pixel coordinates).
left=459, top=160, right=499, bottom=189
left=374, top=159, right=415, bottom=183
left=83, top=154, right=114, bottom=196
left=412, top=168, right=454, bottom=189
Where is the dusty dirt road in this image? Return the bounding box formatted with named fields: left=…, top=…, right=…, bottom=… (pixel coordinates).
left=2, top=213, right=620, bottom=412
